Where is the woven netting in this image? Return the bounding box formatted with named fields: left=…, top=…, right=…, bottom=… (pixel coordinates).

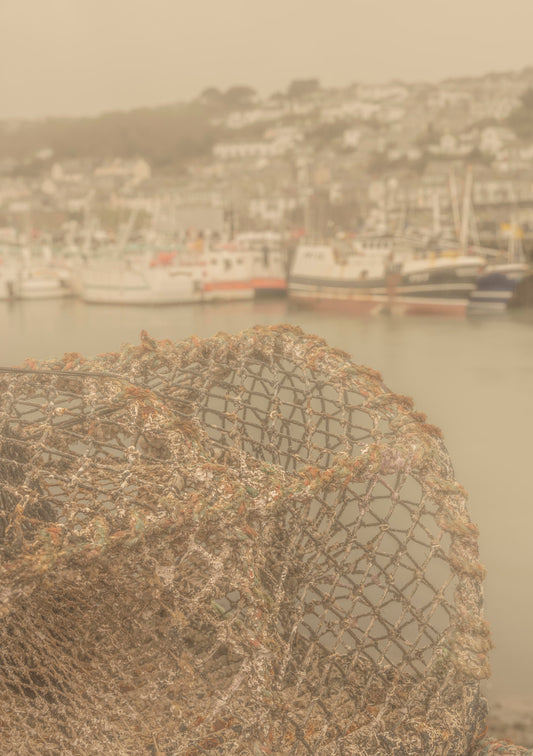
left=0, top=325, right=492, bottom=755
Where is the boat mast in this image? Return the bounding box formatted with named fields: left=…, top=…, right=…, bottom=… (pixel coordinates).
left=507, top=185, right=525, bottom=264
left=459, top=166, right=473, bottom=252
left=508, top=214, right=525, bottom=264
left=116, top=207, right=138, bottom=258
left=432, top=191, right=441, bottom=237
left=448, top=170, right=461, bottom=241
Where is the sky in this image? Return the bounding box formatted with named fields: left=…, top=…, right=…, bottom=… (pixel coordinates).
left=0, top=0, right=532, bottom=120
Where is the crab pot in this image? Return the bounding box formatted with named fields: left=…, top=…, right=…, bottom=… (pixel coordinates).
left=0, top=326, right=493, bottom=755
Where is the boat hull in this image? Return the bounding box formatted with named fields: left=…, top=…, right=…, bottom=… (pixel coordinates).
left=251, top=277, right=287, bottom=296
left=289, top=244, right=484, bottom=316
left=16, top=281, right=73, bottom=300
left=289, top=284, right=473, bottom=316
left=289, top=277, right=481, bottom=316
left=82, top=288, right=205, bottom=305
left=203, top=280, right=254, bottom=301
left=79, top=261, right=254, bottom=305
left=469, top=264, right=529, bottom=311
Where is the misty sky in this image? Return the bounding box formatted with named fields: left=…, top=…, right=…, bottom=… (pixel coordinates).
left=1, top=0, right=532, bottom=120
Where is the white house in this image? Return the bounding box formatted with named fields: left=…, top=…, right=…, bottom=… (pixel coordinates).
left=112, top=195, right=157, bottom=213
left=427, top=89, right=471, bottom=109
left=248, top=196, right=297, bottom=224
left=225, top=107, right=284, bottom=129
left=213, top=138, right=292, bottom=160
left=343, top=128, right=362, bottom=148
left=50, top=162, right=84, bottom=184
left=356, top=84, right=409, bottom=102
left=375, top=105, right=405, bottom=124
left=428, top=133, right=473, bottom=157
left=470, top=96, right=521, bottom=122
left=321, top=101, right=379, bottom=123
left=479, top=126, right=515, bottom=156
left=472, top=179, right=515, bottom=205
left=94, top=158, right=151, bottom=184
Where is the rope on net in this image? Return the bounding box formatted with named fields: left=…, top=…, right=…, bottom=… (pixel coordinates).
left=0, top=324, right=529, bottom=755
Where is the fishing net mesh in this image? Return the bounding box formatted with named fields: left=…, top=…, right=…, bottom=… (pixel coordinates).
left=0, top=325, right=497, bottom=755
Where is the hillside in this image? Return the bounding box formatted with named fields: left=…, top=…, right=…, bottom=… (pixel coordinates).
left=0, top=102, right=220, bottom=172
left=0, top=85, right=264, bottom=172
left=2, top=72, right=533, bottom=179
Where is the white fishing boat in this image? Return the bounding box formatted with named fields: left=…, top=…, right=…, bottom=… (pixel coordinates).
left=288, top=241, right=485, bottom=316
left=14, top=266, right=74, bottom=300
left=11, top=247, right=74, bottom=300
left=79, top=255, right=203, bottom=305
left=79, top=247, right=253, bottom=305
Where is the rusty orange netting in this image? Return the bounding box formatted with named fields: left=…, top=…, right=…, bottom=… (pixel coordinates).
left=0, top=325, right=525, bottom=755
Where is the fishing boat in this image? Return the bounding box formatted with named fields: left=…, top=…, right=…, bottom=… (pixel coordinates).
left=469, top=222, right=529, bottom=311
left=79, top=255, right=203, bottom=305
left=10, top=247, right=74, bottom=300
left=79, top=247, right=253, bottom=305
left=14, top=265, right=74, bottom=300
left=288, top=240, right=485, bottom=316
left=468, top=262, right=529, bottom=311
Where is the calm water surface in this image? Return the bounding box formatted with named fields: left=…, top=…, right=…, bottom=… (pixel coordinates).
left=1, top=296, right=532, bottom=707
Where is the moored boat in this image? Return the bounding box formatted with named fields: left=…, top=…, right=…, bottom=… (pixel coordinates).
left=288, top=242, right=485, bottom=316
left=469, top=225, right=529, bottom=311
left=14, top=265, right=74, bottom=300
left=8, top=247, right=75, bottom=300
left=468, top=262, right=529, bottom=311
left=79, top=247, right=253, bottom=305
left=79, top=258, right=205, bottom=305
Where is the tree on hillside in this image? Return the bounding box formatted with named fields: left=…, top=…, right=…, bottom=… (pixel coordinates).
left=507, top=87, right=533, bottom=139
left=287, top=78, right=320, bottom=99
left=198, top=87, right=223, bottom=103
left=521, top=88, right=533, bottom=109
left=222, top=86, right=256, bottom=107
left=307, top=120, right=350, bottom=150
left=415, top=122, right=440, bottom=148
left=0, top=103, right=220, bottom=171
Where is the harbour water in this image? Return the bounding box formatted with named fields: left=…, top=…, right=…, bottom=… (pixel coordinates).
left=2, top=296, right=533, bottom=712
